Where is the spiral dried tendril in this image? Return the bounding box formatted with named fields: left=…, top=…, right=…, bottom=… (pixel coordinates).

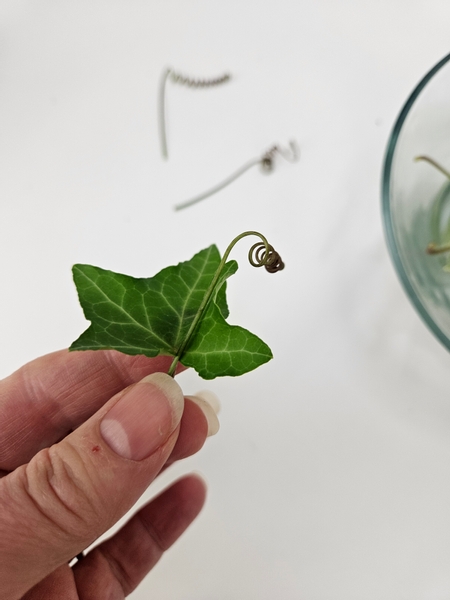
left=174, top=140, right=299, bottom=211
left=159, top=67, right=231, bottom=159
left=168, top=70, right=231, bottom=88
left=260, top=142, right=299, bottom=173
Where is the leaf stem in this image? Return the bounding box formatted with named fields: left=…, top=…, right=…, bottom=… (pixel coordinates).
left=415, top=155, right=450, bottom=180
left=167, top=231, right=274, bottom=377
left=415, top=156, right=450, bottom=256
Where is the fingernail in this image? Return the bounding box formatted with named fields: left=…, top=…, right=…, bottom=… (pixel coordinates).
left=100, top=373, right=184, bottom=460
left=186, top=395, right=220, bottom=437
left=194, top=390, right=221, bottom=414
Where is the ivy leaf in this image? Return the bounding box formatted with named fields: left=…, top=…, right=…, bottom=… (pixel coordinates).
left=70, top=245, right=273, bottom=379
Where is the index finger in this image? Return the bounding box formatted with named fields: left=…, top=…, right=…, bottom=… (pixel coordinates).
left=0, top=349, right=182, bottom=471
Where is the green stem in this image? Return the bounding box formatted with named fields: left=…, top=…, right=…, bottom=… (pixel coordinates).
left=167, top=231, right=270, bottom=377
left=415, top=156, right=450, bottom=256
left=415, top=155, right=450, bottom=180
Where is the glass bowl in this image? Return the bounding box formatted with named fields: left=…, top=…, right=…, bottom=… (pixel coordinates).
left=382, top=52, right=450, bottom=350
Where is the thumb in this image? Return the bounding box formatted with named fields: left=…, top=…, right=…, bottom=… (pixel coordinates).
left=0, top=372, right=185, bottom=600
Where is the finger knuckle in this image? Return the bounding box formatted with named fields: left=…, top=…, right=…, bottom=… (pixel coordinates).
left=23, top=444, right=104, bottom=543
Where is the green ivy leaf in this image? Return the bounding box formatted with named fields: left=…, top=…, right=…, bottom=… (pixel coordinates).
left=70, top=245, right=272, bottom=379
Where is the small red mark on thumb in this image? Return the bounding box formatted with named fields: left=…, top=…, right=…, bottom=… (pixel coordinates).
left=91, top=445, right=100, bottom=453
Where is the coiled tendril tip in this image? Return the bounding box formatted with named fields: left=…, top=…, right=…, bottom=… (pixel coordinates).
left=249, top=242, right=284, bottom=272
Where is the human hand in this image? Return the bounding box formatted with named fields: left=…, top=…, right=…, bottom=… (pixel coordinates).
left=0, top=349, right=219, bottom=599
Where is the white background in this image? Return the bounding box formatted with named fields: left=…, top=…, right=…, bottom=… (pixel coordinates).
left=2, top=1, right=450, bottom=599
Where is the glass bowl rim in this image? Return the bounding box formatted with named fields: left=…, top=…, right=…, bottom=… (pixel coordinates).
left=381, top=51, right=450, bottom=350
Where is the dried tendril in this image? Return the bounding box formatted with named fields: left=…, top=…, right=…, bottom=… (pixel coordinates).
left=174, top=141, right=299, bottom=211
left=159, top=67, right=232, bottom=159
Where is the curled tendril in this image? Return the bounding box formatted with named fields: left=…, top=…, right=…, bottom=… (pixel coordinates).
left=168, top=70, right=231, bottom=88
left=249, top=242, right=285, bottom=272
left=260, top=141, right=300, bottom=173
left=167, top=231, right=283, bottom=377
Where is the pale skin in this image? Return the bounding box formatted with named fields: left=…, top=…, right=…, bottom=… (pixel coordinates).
left=0, top=349, right=215, bottom=599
